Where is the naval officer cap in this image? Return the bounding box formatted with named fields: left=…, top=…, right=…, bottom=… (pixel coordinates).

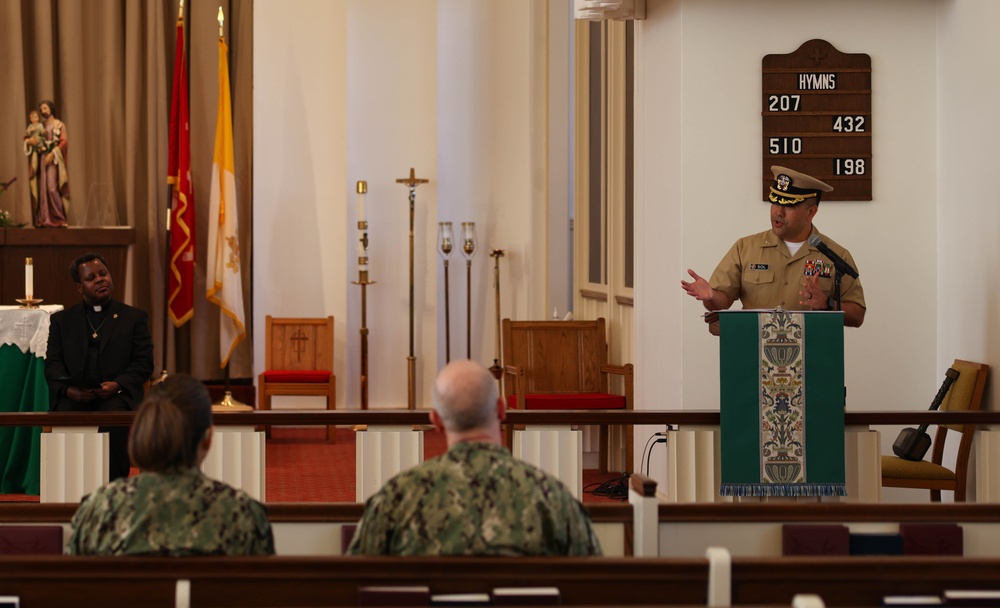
left=768, top=165, right=833, bottom=206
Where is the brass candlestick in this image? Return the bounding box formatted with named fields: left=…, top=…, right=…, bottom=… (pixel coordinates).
left=438, top=222, right=454, bottom=363
left=461, top=222, right=477, bottom=360
left=353, top=180, right=376, bottom=410
left=396, top=168, right=428, bottom=409
left=488, top=249, right=505, bottom=381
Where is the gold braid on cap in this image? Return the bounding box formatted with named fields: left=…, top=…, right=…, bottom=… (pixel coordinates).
left=768, top=187, right=817, bottom=206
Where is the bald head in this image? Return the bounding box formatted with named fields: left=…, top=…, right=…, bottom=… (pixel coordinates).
left=431, top=360, right=501, bottom=437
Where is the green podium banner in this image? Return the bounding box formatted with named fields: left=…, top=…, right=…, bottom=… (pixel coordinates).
left=719, top=310, right=845, bottom=497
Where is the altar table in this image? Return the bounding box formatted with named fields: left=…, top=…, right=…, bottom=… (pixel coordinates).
left=0, top=305, right=61, bottom=495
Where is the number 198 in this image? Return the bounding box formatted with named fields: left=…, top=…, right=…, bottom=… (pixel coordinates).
left=833, top=158, right=866, bottom=175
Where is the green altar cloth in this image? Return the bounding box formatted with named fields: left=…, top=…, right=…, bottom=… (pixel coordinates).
left=0, top=344, right=47, bottom=495
left=0, top=305, right=60, bottom=496
left=719, top=310, right=846, bottom=497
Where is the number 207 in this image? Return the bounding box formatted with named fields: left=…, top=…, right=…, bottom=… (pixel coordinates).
left=767, top=95, right=801, bottom=112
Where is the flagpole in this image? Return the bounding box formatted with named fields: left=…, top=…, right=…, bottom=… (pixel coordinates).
left=209, top=7, right=249, bottom=411
left=159, top=0, right=187, bottom=384
left=159, top=203, right=172, bottom=382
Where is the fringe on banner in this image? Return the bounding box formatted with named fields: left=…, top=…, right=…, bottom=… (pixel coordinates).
left=720, top=483, right=847, bottom=497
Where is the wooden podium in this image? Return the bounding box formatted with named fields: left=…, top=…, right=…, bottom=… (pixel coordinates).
left=716, top=309, right=846, bottom=497
left=0, top=227, right=134, bottom=306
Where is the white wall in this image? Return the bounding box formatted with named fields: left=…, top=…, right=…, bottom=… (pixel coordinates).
left=934, top=0, right=1000, bottom=501
left=437, top=0, right=546, bottom=374
left=936, top=0, right=1000, bottom=406
left=635, top=0, right=942, bottom=490
left=253, top=0, right=348, bottom=407
left=254, top=1, right=567, bottom=410
left=345, top=0, right=438, bottom=409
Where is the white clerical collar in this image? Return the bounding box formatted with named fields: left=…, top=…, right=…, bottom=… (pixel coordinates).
left=93, top=305, right=102, bottom=312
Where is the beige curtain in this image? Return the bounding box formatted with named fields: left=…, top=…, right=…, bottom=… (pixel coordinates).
left=0, top=0, right=253, bottom=380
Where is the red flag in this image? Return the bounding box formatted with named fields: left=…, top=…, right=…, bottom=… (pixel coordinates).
left=167, top=15, right=195, bottom=327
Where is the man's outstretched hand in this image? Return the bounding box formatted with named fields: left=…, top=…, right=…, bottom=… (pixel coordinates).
left=681, top=269, right=713, bottom=301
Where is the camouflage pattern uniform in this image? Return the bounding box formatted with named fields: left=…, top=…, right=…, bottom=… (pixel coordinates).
left=348, top=441, right=602, bottom=556
left=66, top=468, right=274, bottom=556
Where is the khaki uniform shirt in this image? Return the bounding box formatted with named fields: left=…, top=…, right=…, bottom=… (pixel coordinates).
left=709, top=226, right=866, bottom=311
left=347, top=441, right=602, bottom=556
left=66, top=468, right=274, bottom=556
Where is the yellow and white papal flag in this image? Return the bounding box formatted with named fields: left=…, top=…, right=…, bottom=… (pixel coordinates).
left=206, top=36, right=246, bottom=368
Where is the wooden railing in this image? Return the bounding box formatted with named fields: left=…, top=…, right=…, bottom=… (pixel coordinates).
left=3, top=409, right=999, bottom=427
left=8, top=501, right=1000, bottom=525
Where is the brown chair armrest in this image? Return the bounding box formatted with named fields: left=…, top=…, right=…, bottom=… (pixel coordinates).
left=503, top=365, right=522, bottom=379
left=600, top=363, right=634, bottom=409
left=503, top=365, right=526, bottom=410
left=600, top=363, right=633, bottom=376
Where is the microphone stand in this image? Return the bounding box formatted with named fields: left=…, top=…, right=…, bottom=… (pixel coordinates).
left=833, top=269, right=844, bottom=312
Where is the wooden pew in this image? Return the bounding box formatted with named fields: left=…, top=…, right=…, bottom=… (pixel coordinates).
left=1, top=554, right=1000, bottom=606
left=731, top=556, right=1000, bottom=606
left=654, top=503, right=1000, bottom=558
left=0, top=555, right=709, bottom=607
left=0, top=502, right=634, bottom=557
left=10, top=502, right=1000, bottom=560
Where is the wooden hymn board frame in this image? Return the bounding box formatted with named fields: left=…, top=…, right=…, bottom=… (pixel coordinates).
left=762, top=39, right=872, bottom=201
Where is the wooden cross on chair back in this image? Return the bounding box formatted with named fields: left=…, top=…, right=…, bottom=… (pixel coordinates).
left=501, top=318, right=634, bottom=472
left=264, top=317, right=334, bottom=373
left=258, top=316, right=337, bottom=443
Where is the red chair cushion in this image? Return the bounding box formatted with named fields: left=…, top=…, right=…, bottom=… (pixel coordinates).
left=263, top=370, right=331, bottom=383
left=506, top=393, right=626, bottom=410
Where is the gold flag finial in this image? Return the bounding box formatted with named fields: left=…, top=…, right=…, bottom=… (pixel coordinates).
left=217, top=6, right=224, bottom=37
left=178, top=0, right=184, bottom=20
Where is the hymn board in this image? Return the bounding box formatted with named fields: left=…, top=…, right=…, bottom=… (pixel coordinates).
left=762, top=39, right=872, bottom=201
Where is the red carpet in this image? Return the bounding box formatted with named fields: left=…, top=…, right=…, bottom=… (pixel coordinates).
left=1, top=428, right=627, bottom=504
left=265, top=427, right=626, bottom=504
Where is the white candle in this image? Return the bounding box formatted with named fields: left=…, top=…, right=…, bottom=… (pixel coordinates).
left=25, top=258, right=33, bottom=299
left=359, top=229, right=369, bottom=272
left=357, top=181, right=369, bottom=272
left=357, top=180, right=367, bottom=223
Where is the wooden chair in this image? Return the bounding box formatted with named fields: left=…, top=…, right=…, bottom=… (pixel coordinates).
left=881, top=359, right=989, bottom=502
left=501, top=318, right=633, bottom=473
left=257, top=316, right=337, bottom=443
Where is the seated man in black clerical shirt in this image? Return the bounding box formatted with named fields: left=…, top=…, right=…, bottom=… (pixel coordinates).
left=45, top=252, right=154, bottom=481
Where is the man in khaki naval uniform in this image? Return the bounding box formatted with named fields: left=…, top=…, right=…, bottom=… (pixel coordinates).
left=681, top=165, right=866, bottom=327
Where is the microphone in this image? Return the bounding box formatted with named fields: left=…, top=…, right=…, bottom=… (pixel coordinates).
left=808, top=235, right=858, bottom=279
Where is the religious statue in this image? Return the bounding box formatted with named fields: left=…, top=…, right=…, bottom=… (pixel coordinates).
left=26, top=100, right=69, bottom=228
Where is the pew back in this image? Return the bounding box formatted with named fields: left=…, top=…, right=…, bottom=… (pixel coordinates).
left=1, top=555, right=999, bottom=607
left=0, top=555, right=707, bottom=607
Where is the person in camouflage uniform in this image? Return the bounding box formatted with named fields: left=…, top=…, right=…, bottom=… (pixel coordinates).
left=348, top=359, right=601, bottom=556
left=66, top=374, right=274, bottom=556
